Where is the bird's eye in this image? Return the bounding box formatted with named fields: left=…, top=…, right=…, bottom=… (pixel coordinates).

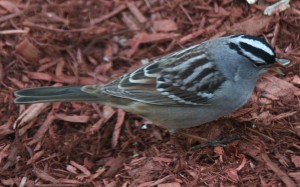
left=254, top=61, right=271, bottom=67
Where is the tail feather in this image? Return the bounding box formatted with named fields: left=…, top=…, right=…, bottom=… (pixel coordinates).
left=14, top=86, right=101, bottom=104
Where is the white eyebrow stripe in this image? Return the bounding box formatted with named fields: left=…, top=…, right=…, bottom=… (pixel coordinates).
left=239, top=47, right=265, bottom=62
left=238, top=37, right=274, bottom=56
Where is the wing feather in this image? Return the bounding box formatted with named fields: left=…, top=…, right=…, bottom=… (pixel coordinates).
left=83, top=43, right=226, bottom=106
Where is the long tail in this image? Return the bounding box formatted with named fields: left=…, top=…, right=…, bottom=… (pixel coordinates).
left=14, top=86, right=102, bottom=104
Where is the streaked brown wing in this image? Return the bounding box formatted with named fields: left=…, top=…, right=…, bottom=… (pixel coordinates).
left=82, top=44, right=226, bottom=106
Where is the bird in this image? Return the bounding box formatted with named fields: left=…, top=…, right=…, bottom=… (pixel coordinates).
left=14, top=34, right=288, bottom=132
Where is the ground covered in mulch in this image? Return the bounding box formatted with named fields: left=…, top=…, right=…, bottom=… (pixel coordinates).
left=0, top=0, right=300, bottom=186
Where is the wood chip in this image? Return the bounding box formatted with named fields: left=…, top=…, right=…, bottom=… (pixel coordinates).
left=102, top=105, right=117, bottom=122
left=0, top=1, right=20, bottom=13
left=226, top=168, right=239, bottom=182
left=37, top=59, right=57, bottom=72
left=26, top=72, right=96, bottom=85
left=289, top=172, right=300, bottom=183
left=291, top=75, right=300, bottom=85
left=291, top=155, right=300, bottom=168
left=16, top=38, right=42, bottom=62
left=33, top=167, right=59, bottom=183
left=91, top=4, right=126, bottom=25
left=0, top=118, right=14, bottom=137
left=104, top=157, right=126, bottom=177
left=70, top=160, right=91, bottom=176
left=8, top=77, right=25, bottom=89
left=27, top=113, right=56, bottom=145
left=236, top=156, right=247, bottom=171
left=229, top=15, right=272, bottom=35
left=179, top=19, right=223, bottom=44
left=257, top=74, right=300, bottom=97
left=131, top=32, right=180, bottom=44
left=112, top=109, right=126, bottom=148
left=122, top=12, right=141, bottom=31
left=214, top=146, right=224, bottom=155
left=261, top=153, right=297, bottom=187
left=153, top=157, right=172, bottom=163
left=126, top=2, right=147, bottom=24
left=0, top=144, right=10, bottom=163
left=66, top=165, right=78, bottom=174
left=158, top=182, right=181, bottom=187
left=153, top=19, right=178, bottom=32
left=55, top=113, right=90, bottom=123
left=88, top=168, right=106, bottom=182
left=273, top=111, right=298, bottom=121
left=0, top=62, right=3, bottom=82
left=27, top=150, right=45, bottom=165
left=13, top=103, right=50, bottom=129
left=55, top=58, right=65, bottom=76
left=127, top=32, right=180, bottom=57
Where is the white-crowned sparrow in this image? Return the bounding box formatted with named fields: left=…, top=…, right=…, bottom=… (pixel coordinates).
left=14, top=34, right=288, bottom=131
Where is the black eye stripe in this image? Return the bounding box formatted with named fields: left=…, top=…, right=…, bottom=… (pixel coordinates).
left=229, top=34, right=276, bottom=65
left=239, top=42, right=275, bottom=65
left=228, top=40, right=276, bottom=66
left=228, top=42, right=246, bottom=58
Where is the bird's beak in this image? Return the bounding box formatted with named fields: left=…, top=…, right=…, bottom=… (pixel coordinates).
left=270, top=58, right=290, bottom=75
left=276, top=58, right=290, bottom=66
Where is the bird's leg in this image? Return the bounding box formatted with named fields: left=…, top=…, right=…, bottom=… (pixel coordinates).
left=175, top=130, right=241, bottom=150
left=190, top=135, right=241, bottom=150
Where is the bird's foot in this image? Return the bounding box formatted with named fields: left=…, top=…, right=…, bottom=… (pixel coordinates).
left=191, top=135, right=241, bottom=150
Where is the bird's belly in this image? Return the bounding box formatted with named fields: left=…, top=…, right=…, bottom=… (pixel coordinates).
left=123, top=82, right=254, bottom=131
left=127, top=102, right=237, bottom=131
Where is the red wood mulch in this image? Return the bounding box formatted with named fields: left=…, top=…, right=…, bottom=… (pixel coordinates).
left=0, top=0, right=300, bottom=186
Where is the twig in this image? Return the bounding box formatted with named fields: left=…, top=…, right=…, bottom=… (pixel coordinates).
left=179, top=3, right=194, bottom=25
left=0, top=29, right=28, bottom=35
left=246, top=127, right=275, bottom=142
left=0, top=11, right=24, bottom=23
left=90, top=4, right=127, bottom=25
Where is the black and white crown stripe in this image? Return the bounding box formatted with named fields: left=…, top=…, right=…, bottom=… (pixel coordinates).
left=229, top=35, right=276, bottom=65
